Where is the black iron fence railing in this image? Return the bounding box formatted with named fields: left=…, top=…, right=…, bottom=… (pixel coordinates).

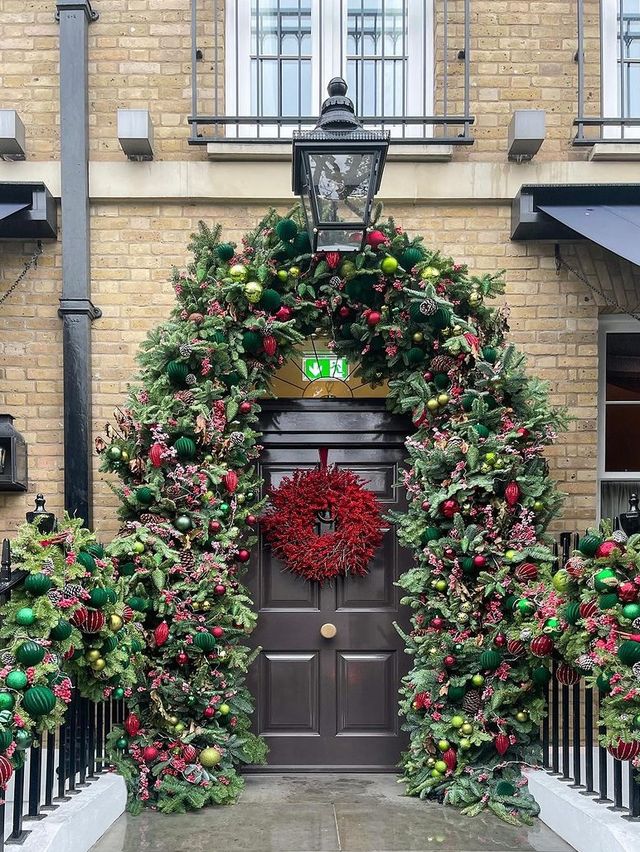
left=188, top=0, right=474, bottom=146
left=0, top=540, right=122, bottom=849
left=540, top=532, right=640, bottom=821
left=574, top=0, right=640, bottom=145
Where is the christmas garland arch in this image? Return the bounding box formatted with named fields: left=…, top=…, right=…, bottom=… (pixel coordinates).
left=100, top=210, right=568, bottom=821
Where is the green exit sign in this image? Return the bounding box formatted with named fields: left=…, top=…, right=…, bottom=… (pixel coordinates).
left=302, top=355, right=349, bottom=382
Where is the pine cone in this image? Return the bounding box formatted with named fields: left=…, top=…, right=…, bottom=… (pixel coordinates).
left=419, top=298, right=437, bottom=316
left=519, top=628, right=533, bottom=641
left=175, top=390, right=195, bottom=405
left=42, top=558, right=55, bottom=572
left=633, top=617, right=640, bottom=631
left=230, top=431, right=245, bottom=446
left=0, top=652, right=15, bottom=666
left=612, top=529, right=628, bottom=544
left=185, top=374, right=197, bottom=386
left=63, top=583, right=85, bottom=599
left=179, top=344, right=193, bottom=357
left=181, top=550, right=196, bottom=571
left=430, top=354, right=456, bottom=373
left=632, top=661, right=640, bottom=680
left=140, top=513, right=160, bottom=525
left=330, top=276, right=342, bottom=287
left=576, top=654, right=594, bottom=672
left=47, top=589, right=64, bottom=605
left=462, top=689, right=482, bottom=715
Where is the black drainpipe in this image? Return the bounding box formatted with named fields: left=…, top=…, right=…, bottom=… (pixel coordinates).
left=56, top=0, right=101, bottom=526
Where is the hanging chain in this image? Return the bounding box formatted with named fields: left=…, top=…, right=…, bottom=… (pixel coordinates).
left=0, top=241, right=43, bottom=307
left=554, top=243, right=640, bottom=324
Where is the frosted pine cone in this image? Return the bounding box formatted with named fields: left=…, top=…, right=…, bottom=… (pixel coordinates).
left=63, top=583, right=85, bottom=599
left=611, top=529, right=628, bottom=544
left=462, top=689, right=482, bottom=715
left=519, top=628, right=533, bottom=641
left=419, top=298, right=437, bottom=316
left=175, top=390, right=195, bottom=405
left=330, top=276, right=342, bottom=287
left=179, top=344, right=192, bottom=357
left=185, top=374, right=197, bottom=387
left=42, top=558, right=55, bottom=572
left=430, top=354, right=456, bottom=373
left=632, top=661, right=640, bottom=680
left=47, top=589, right=64, bottom=605
left=139, top=513, right=160, bottom=525
left=0, top=653, right=14, bottom=666
left=633, top=618, right=640, bottom=631
left=575, top=654, right=594, bottom=672
left=230, top=431, right=245, bottom=446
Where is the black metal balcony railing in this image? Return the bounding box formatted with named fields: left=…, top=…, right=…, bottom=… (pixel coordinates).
left=575, top=0, right=640, bottom=144
left=0, top=540, right=122, bottom=850
left=188, top=0, right=474, bottom=145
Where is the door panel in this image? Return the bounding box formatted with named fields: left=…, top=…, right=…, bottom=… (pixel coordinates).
left=247, top=400, right=411, bottom=770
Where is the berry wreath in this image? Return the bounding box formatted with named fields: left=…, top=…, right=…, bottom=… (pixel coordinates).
left=260, top=465, right=384, bottom=584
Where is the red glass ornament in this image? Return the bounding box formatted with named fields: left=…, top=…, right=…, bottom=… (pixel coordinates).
left=237, top=549, right=250, bottom=563
left=122, top=605, right=134, bottom=622
left=263, top=335, right=277, bottom=356
left=149, top=443, right=164, bottom=468
left=246, top=515, right=257, bottom=525
left=366, top=230, right=387, bottom=249
left=214, top=584, right=226, bottom=596
left=504, top=481, right=520, bottom=508
left=421, top=500, right=430, bottom=511
left=530, top=635, right=554, bottom=657
left=495, top=733, right=510, bottom=756
left=223, top=470, right=238, bottom=494
left=70, top=607, right=88, bottom=629
left=579, top=600, right=598, bottom=619
left=472, top=555, right=487, bottom=569
left=154, top=621, right=169, bottom=647
left=0, top=755, right=13, bottom=787
left=274, top=307, right=292, bottom=322
left=142, top=746, right=159, bottom=762
left=608, top=740, right=640, bottom=761
left=182, top=744, right=198, bottom=762
left=211, top=626, right=224, bottom=638
left=443, top=747, right=457, bottom=772
left=423, top=371, right=433, bottom=381
left=618, top=582, right=637, bottom=603
left=413, top=411, right=428, bottom=429
left=516, top=428, right=529, bottom=439
left=209, top=520, right=222, bottom=534
left=367, top=311, right=382, bottom=327
left=238, top=401, right=252, bottom=415
left=515, top=562, right=538, bottom=582
left=443, top=655, right=456, bottom=667
left=339, top=306, right=351, bottom=318
left=507, top=639, right=525, bottom=656
left=494, top=634, right=506, bottom=647
left=431, top=617, right=444, bottom=630
left=443, top=547, right=455, bottom=560
left=441, top=499, right=460, bottom=519
left=83, top=609, right=105, bottom=634
left=124, top=714, right=141, bottom=736
left=176, top=651, right=189, bottom=665
left=556, top=664, right=581, bottom=686
left=596, top=540, right=622, bottom=559
left=63, top=644, right=76, bottom=661
left=203, top=707, right=215, bottom=718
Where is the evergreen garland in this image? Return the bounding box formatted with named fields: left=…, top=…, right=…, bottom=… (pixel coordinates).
left=98, top=210, right=566, bottom=820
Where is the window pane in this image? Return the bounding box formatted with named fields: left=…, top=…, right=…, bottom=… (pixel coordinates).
left=605, top=404, right=640, bottom=471
left=601, top=480, right=640, bottom=522
left=606, top=333, right=640, bottom=400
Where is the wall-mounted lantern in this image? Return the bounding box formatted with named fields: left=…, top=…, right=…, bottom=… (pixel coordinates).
left=0, top=414, right=28, bottom=492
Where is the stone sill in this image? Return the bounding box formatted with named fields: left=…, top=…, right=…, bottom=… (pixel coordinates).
left=206, top=141, right=454, bottom=162
left=589, top=142, right=640, bottom=162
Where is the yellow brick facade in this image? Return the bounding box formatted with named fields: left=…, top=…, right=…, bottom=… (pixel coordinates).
left=0, top=0, right=626, bottom=540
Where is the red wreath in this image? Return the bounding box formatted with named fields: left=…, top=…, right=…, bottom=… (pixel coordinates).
left=260, top=465, right=384, bottom=584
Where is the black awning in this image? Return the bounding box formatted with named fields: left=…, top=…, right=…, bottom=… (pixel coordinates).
left=538, top=204, right=640, bottom=266
left=0, top=183, right=57, bottom=239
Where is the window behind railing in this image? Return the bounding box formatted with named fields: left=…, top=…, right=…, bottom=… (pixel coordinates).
left=189, top=0, right=473, bottom=145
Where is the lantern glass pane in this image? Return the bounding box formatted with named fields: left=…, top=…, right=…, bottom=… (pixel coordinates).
left=307, top=151, right=375, bottom=226
left=315, top=228, right=365, bottom=252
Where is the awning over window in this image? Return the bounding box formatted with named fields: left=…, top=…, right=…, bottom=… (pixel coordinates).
left=511, top=184, right=640, bottom=268
left=537, top=204, right=640, bottom=266
left=0, top=183, right=57, bottom=239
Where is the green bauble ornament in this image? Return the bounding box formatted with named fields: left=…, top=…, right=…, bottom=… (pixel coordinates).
left=618, top=640, right=640, bottom=666
left=77, top=551, right=96, bottom=573
left=293, top=230, right=311, bottom=254
left=433, top=373, right=450, bottom=390
left=127, top=597, right=149, bottom=612
left=24, top=574, right=52, bottom=597
left=596, top=673, right=611, bottom=692
left=552, top=569, right=573, bottom=593
left=461, top=393, right=477, bottom=412
left=89, top=588, right=109, bottom=609
left=0, top=693, right=14, bottom=711
left=216, top=242, right=235, bottom=262
left=623, top=603, right=640, bottom=620
left=406, top=347, right=425, bottom=365
left=242, top=330, right=262, bottom=354
left=420, top=527, right=440, bottom=545
left=482, top=346, right=498, bottom=364
left=174, top=436, right=197, bottom=460
left=479, top=649, right=501, bottom=670
left=400, top=246, right=423, bottom=269
left=516, top=599, right=535, bottom=616
left=259, top=288, right=282, bottom=312
left=461, top=557, right=475, bottom=574
left=194, top=632, right=217, bottom=652
left=472, top=423, right=490, bottom=438
left=563, top=602, right=580, bottom=625
left=275, top=218, right=298, bottom=242
left=131, top=638, right=144, bottom=653
left=532, top=666, right=551, bottom=685
left=15, top=608, right=35, bottom=626
left=432, top=306, right=451, bottom=329
left=119, top=562, right=136, bottom=577
left=219, top=502, right=230, bottom=515
left=229, top=263, right=248, bottom=281
left=579, top=533, right=603, bottom=558
left=16, top=641, right=46, bottom=666
left=116, top=737, right=128, bottom=750
left=543, top=617, right=561, bottom=636
left=166, top=360, right=189, bottom=385
left=22, top=686, right=56, bottom=717
left=136, top=486, right=154, bottom=505
left=86, top=542, right=105, bottom=559
left=594, top=568, right=618, bottom=592
left=175, top=515, right=192, bottom=533
left=107, top=445, right=122, bottom=461
left=199, top=746, right=222, bottom=768
left=244, top=281, right=264, bottom=304
left=448, top=685, right=466, bottom=701
left=599, top=593, right=619, bottom=610
left=0, top=730, right=12, bottom=752
left=102, top=636, right=119, bottom=653
left=14, top=730, right=32, bottom=751
left=113, top=687, right=125, bottom=700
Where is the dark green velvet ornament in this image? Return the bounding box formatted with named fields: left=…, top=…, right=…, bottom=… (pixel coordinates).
left=242, top=331, right=262, bottom=355
left=563, top=602, right=581, bottom=625
left=51, top=619, right=73, bottom=641
left=86, top=542, right=105, bottom=559
left=578, top=534, right=603, bottom=558
left=420, top=527, right=440, bottom=545
left=16, top=641, right=46, bottom=666
left=462, top=393, right=477, bottom=412
left=0, top=730, right=12, bottom=752
left=127, top=597, right=149, bottom=612
left=5, top=671, right=27, bottom=690
left=532, top=666, right=551, bottom=685
left=447, top=685, right=466, bottom=701
left=461, top=557, right=475, bottom=574
left=24, top=574, right=52, bottom=597
left=598, top=592, right=619, bottom=610
left=136, top=486, right=154, bottom=504
left=174, top=436, right=197, bottom=460
left=432, top=306, right=452, bottom=329
left=596, top=672, right=611, bottom=692
left=259, top=289, right=282, bottom=312
left=618, top=640, right=640, bottom=666
left=406, top=347, right=425, bottom=365
left=275, top=218, right=298, bottom=242
left=194, top=632, right=217, bottom=652
left=409, top=302, right=430, bottom=324
left=479, top=649, right=501, bottom=670
left=102, top=635, right=119, bottom=653
left=221, top=370, right=240, bottom=387
left=166, top=360, right=189, bottom=385
left=482, top=346, right=498, bottom=364
left=22, top=686, right=56, bottom=717
left=433, top=373, right=450, bottom=390
left=216, top=243, right=235, bottom=262
left=89, top=588, right=110, bottom=609
left=472, top=423, right=490, bottom=438
left=77, top=551, right=96, bottom=573
left=401, top=247, right=424, bottom=269
left=293, top=230, right=311, bottom=254
left=118, top=562, right=136, bottom=577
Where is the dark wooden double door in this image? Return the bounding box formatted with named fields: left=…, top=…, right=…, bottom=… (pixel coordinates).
left=246, top=400, right=411, bottom=771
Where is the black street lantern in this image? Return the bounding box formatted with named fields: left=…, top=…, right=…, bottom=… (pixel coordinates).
left=292, top=78, right=389, bottom=253
left=0, top=414, right=28, bottom=492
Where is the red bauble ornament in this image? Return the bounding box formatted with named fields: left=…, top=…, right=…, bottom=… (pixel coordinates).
left=263, top=335, right=277, bottom=357
left=507, top=639, right=525, bottom=656
left=441, top=499, right=460, bottom=519
left=122, top=605, right=134, bottom=622
left=473, top=555, right=487, bottom=569
left=608, top=739, right=640, bottom=761
left=63, top=644, right=76, bottom=661
left=274, top=307, right=292, bottom=322
left=443, top=747, right=457, bottom=772
left=211, top=626, right=224, bottom=638
left=209, top=520, right=222, bottom=534
left=421, top=500, right=430, bottom=511
left=423, top=371, right=433, bottom=381
left=83, top=609, right=105, bottom=634
left=176, top=651, right=189, bottom=665
left=515, top=562, right=538, bottom=581
left=237, top=549, right=251, bottom=563
left=516, top=428, right=529, bottom=439
left=366, top=230, right=387, bottom=250
left=443, top=655, right=457, bottom=668
left=182, top=744, right=198, bottom=762
left=596, top=540, right=622, bottom=559
left=142, top=746, right=159, bottom=762
left=223, top=470, right=238, bottom=494
left=367, top=311, right=382, bottom=327
left=504, top=481, right=520, bottom=508
left=443, top=547, right=455, bottom=560
left=70, top=607, right=88, bottom=629
left=149, top=443, right=164, bottom=468
left=0, top=755, right=13, bottom=787
left=495, top=734, right=510, bottom=756
left=203, top=707, right=215, bottom=719
left=238, top=401, right=252, bottom=415
left=494, top=634, right=506, bottom=648
left=154, top=621, right=169, bottom=647
left=214, top=584, right=226, bottom=596
left=339, top=306, right=351, bottom=318
left=124, top=714, right=141, bottom=737
left=431, top=617, right=444, bottom=630
left=530, top=635, right=554, bottom=657
left=246, top=515, right=257, bottom=525
left=579, top=600, right=598, bottom=619
left=618, top=581, right=638, bottom=603
left=260, top=465, right=384, bottom=584
left=556, top=664, right=581, bottom=686
left=325, top=252, right=341, bottom=270
left=413, top=411, right=428, bottom=429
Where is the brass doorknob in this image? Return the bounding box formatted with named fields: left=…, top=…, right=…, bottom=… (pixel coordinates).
left=320, top=623, right=337, bottom=639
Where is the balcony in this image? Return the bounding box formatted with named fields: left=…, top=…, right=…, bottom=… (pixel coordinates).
left=574, top=0, right=640, bottom=146
left=188, top=0, right=474, bottom=149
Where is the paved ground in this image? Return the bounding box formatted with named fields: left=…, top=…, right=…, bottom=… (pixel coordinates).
left=91, top=773, right=575, bottom=852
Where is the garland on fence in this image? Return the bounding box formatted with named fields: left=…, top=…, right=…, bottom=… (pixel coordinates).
left=97, top=208, right=567, bottom=821
left=0, top=516, right=143, bottom=788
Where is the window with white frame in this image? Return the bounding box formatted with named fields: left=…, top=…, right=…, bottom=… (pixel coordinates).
left=225, top=0, right=433, bottom=138
left=601, top=0, right=640, bottom=134
left=598, top=316, right=640, bottom=521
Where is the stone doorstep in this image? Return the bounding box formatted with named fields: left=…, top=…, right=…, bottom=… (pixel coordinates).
left=5, top=772, right=126, bottom=852
left=525, top=766, right=640, bottom=852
